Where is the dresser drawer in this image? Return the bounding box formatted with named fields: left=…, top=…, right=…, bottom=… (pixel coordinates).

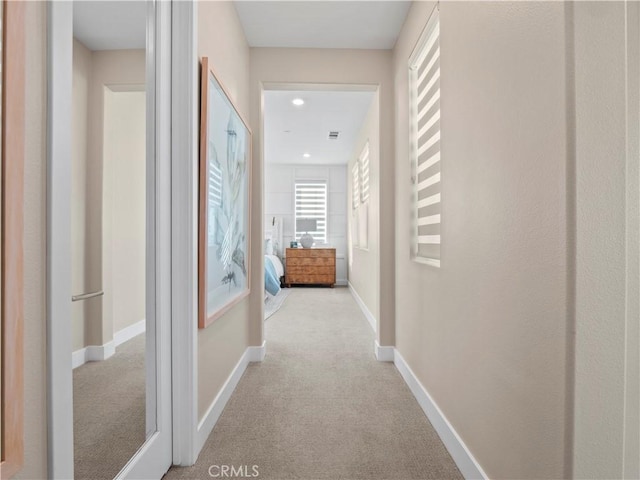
left=285, top=274, right=335, bottom=285
left=286, top=266, right=334, bottom=275
left=286, top=257, right=335, bottom=267
left=286, top=248, right=335, bottom=258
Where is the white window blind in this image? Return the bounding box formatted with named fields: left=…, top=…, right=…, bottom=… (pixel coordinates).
left=360, top=142, right=370, bottom=203
left=409, top=7, right=441, bottom=266
left=207, top=161, right=223, bottom=246
left=295, top=181, right=327, bottom=244
left=352, top=163, right=360, bottom=210
left=209, top=162, right=223, bottom=208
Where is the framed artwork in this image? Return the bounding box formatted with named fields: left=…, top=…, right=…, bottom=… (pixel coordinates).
left=199, top=57, right=251, bottom=329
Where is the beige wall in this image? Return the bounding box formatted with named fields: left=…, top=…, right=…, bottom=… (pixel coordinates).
left=90, top=49, right=145, bottom=346
left=103, top=90, right=146, bottom=334
left=572, top=2, right=640, bottom=478
left=393, top=2, right=569, bottom=479
left=197, top=0, right=251, bottom=420
left=16, top=1, right=48, bottom=478
left=71, top=45, right=145, bottom=349
left=347, top=94, right=379, bottom=322
left=249, top=48, right=395, bottom=345
left=71, top=39, right=91, bottom=351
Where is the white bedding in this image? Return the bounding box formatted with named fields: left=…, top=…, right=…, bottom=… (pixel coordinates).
left=265, top=254, right=284, bottom=278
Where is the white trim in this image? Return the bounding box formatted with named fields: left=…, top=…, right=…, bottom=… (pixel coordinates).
left=72, top=320, right=145, bottom=370
left=71, top=348, right=86, bottom=370
left=47, top=2, right=173, bottom=478
left=71, top=341, right=116, bottom=369
left=117, top=1, right=174, bottom=476
left=114, top=319, right=146, bottom=347
left=196, top=343, right=267, bottom=456
left=394, top=350, right=488, bottom=480
left=171, top=0, right=199, bottom=467
left=46, top=3, right=75, bottom=477
left=374, top=341, right=395, bottom=362
left=335, top=279, right=348, bottom=287
left=348, top=281, right=376, bottom=333
left=248, top=341, right=267, bottom=362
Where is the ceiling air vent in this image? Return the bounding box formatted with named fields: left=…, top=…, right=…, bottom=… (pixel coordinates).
left=328, top=131, right=340, bottom=140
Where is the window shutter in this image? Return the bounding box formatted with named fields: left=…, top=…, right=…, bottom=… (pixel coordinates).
left=409, top=7, right=441, bottom=266
left=295, top=181, right=327, bottom=244
left=360, top=142, right=370, bottom=203
left=352, top=163, right=360, bottom=209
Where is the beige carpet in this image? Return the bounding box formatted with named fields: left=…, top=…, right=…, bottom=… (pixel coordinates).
left=73, top=334, right=147, bottom=480
left=166, top=288, right=462, bottom=480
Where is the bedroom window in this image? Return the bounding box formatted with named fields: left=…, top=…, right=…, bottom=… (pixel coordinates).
left=409, top=5, right=441, bottom=267
left=295, top=181, right=327, bottom=244
left=351, top=142, right=370, bottom=250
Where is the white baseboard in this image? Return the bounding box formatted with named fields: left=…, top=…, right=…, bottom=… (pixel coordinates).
left=72, top=341, right=116, bottom=369
left=72, top=320, right=144, bottom=369
left=336, top=279, right=348, bottom=287
left=374, top=341, right=395, bottom=362
left=348, top=282, right=376, bottom=333
left=196, top=342, right=267, bottom=456
left=72, top=348, right=86, bottom=369
left=248, top=341, right=266, bottom=362
left=114, top=318, right=146, bottom=347
left=394, top=350, right=488, bottom=480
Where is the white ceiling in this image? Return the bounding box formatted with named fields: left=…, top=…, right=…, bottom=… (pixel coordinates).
left=234, top=1, right=411, bottom=49
left=73, top=1, right=146, bottom=51
left=264, top=90, right=375, bottom=165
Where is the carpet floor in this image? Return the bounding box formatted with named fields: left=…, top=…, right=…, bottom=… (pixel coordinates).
left=73, top=334, right=147, bottom=480
left=166, top=288, right=462, bottom=480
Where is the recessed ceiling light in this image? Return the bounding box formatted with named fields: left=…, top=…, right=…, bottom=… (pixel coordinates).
left=292, top=98, right=305, bottom=106
left=303, top=153, right=311, bottom=158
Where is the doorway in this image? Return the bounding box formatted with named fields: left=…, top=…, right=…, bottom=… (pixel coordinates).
left=261, top=85, right=378, bottom=322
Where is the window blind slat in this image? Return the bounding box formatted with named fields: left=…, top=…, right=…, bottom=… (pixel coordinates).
left=417, top=151, right=440, bottom=173
left=418, top=235, right=441, bottom=245
left=417, top=109, right=440, bottom=143
left=417, top=89, right=440, bottom=123
left=417, top=172, right=441, bottom=193
left=417, top=66, right=440, bottom=105
left=360, top=142, right=370, bottom=203
left=417, top=47, right=440, bottom=88
left=352, top=163, right=360, bottom=209
left=417, top=130, right=440, bottom=157
left=417, top=192, right=441, bottom=209
left=417, top=214, right=441, bottom=227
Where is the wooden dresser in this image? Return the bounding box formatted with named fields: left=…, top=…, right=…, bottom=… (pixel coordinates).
left=285, top=248, right=336, bottom=287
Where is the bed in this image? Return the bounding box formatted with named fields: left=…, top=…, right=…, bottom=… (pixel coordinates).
left=264, top=217, right=285, bottom=297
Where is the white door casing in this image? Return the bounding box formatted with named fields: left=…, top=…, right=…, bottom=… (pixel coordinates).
left=46, top=1, right=173, bottom=478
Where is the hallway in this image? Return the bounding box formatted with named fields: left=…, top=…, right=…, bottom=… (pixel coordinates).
left=166, top=288, right=462, bottom=479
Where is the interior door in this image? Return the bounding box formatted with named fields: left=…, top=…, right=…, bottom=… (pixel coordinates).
left=47, top=1, right=172, bottom=478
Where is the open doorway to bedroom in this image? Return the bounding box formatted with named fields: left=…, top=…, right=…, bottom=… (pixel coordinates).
left=262, top=86, right=377, bottom=321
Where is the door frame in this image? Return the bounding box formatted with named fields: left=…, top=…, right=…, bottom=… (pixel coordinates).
left=46, top=1, right=173, bottom=478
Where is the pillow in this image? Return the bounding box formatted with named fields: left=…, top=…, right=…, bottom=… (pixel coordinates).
left=264, top=238, right=274, bottom=256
